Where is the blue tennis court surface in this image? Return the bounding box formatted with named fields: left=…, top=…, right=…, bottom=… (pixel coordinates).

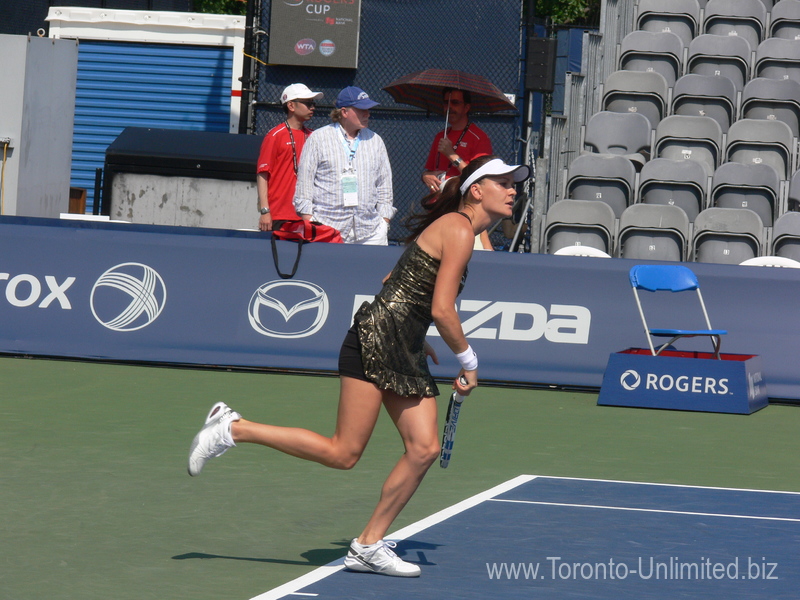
left=254, top=475, right=800, bottom=599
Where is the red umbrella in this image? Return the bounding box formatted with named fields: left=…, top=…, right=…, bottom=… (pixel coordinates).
left=382, top=68, right=517, bottom=115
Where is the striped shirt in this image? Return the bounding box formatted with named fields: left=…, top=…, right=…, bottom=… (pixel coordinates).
left=293, top=123, right=395, bottom=242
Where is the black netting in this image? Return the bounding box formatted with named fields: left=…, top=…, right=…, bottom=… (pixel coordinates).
left=253, top=0, right=526, bottom=244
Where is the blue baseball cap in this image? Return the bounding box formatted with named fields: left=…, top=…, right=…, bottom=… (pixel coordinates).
left=336, top=86, right=379, bottom=109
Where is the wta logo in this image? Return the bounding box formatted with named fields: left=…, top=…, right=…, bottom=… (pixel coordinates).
left=295, top=38, right=316, bottom=55
left=90, top=262, right=167, bottom=332
left=620, top=369, right=642, bottom=390
left=249, top=280, right=329, bottom=338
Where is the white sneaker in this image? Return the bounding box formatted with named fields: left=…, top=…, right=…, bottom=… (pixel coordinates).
left=187, top=402, right=241, bottom=476
left=343, top=538, right=421, bottom=577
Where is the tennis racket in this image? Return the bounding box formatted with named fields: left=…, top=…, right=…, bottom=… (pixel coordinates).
left=440, top=375, right=468, bottom=468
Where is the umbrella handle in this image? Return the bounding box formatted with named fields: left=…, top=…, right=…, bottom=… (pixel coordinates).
left=435, top=106, right=451, bottom=173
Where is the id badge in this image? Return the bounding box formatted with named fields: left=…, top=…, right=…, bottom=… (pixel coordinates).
left=342, top=172, right=358, bottom=207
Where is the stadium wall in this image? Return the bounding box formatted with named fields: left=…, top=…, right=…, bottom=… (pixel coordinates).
left=0, top=217, right=798, bottom=403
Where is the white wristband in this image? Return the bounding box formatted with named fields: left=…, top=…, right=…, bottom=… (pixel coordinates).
left=455, top=345, right=478, bottom=371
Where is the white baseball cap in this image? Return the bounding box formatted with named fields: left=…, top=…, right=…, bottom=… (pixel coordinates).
left=280, top=83, right=323, bottom=104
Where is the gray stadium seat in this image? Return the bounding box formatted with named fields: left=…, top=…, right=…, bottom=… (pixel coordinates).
left=619, top=30, right=685, bottom=88
left=702, top=0, right=767, bottom=52
left=654, top=115, right=723, bottom=176
left=769, top=0, right=800, bottom=40
left=687, top=34, right=752, bottom=92
left=602, top=70, right=670, bottom=130
left=789, top=170, right=800, bottom=211
left=583, top=111, right=652, bottom=169
left=724, top=118, right=795, bottom=179
left=638, top=158, right=708, bottom=222
left=565, top=154, right=637, bottom=218
left=542, top=199, right=616, bottom=255
left=741, top=77, right=800, bottom=138
left=617, top=203, right=691, bottom=261
left=755, top=38, right=800, bottom=85
left=636, top=0, right=702, bottom=47
left=692, top=207, right=764, bottom=264
left=671, top=74, right=738, bottom=133
left=710, top=162, right=781, bottom=226
left=771, top=211, right=800, bottom=259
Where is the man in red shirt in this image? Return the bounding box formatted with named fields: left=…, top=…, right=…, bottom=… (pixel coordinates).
left=256, top=83, right=323, bottom=231
left=421, top=88, right=493, bottom=193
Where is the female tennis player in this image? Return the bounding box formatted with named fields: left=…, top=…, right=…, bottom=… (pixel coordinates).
left=188, top=155, right=530, bottom=577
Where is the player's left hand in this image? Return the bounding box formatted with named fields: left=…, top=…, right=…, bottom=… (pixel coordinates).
left=424, top=340, right=439, bottom=365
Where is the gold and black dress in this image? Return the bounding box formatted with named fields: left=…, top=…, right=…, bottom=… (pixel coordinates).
left=352, top=241, right=466, bottom=398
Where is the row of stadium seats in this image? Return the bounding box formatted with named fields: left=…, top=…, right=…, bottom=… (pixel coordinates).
left=541, top=201, right=800, bottom=264
left=618, top=30, right=799, bottom=92
left=636, top=0, right=799, bottom=49
left=601, top=70, right=800, bottom=139
left=603, top=37, right=800, bottom=131
left=565, top=152, right=800, bottom=226
left=583, top=110, right=796, bottom=180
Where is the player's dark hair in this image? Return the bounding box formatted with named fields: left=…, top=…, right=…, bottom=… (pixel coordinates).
left=404, top=154, right=497, bottom=243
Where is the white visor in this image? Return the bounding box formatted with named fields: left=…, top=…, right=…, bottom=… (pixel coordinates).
left=459, top=158, right=531, bottom=195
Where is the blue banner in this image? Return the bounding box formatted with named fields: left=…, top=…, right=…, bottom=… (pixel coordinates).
left=598, top=350, right=768, bottom=414
left=1, top=216, right=799, bottom=401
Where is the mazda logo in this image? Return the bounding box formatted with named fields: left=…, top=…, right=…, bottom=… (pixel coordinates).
left=91, top=262, right=167, bottom=332
left=249, top=280, right=329, bottom=339
left=620, top=369, right=641, bottom=391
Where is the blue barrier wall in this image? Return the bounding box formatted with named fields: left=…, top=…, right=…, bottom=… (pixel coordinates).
left=2, top=217, right=799, bottom=401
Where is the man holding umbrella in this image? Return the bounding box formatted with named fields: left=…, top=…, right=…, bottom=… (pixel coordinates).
left=421, top=88, right=493, bottom=193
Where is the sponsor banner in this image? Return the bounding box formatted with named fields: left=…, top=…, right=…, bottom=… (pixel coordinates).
left=268, top=0, right=361, bottom=69
left=0, top=217, right=799, bottom=400
left=598, top=350, right=769, bottom=414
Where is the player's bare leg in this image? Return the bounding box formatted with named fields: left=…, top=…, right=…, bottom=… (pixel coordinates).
left=230, top=376, right=382, bottom=468
left=358, top=393, right=440, bottom=544
left=342, top=392, right=438, bottom=577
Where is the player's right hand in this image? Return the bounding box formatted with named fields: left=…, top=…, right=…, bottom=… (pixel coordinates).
left=455, top=370, right=477, bottom=395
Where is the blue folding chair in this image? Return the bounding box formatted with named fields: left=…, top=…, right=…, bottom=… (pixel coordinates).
left=629, top=264, right=727, bottom=358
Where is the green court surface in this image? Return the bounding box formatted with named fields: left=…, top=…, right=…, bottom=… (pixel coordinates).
left=3, top=356, right=799, bottom=600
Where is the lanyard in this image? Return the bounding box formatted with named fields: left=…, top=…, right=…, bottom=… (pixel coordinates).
left=285, top=121, right=309, bottom=175
left=436, top=122, right=471, bottom=170
left=338, top=124, right=360, bottom=169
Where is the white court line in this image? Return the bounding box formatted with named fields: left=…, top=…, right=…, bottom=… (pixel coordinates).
left=488, top=499, right=800, bottom=523
left=532, top=474, right=800, bottom=496
left=249, top=475, right=537, bottom=600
